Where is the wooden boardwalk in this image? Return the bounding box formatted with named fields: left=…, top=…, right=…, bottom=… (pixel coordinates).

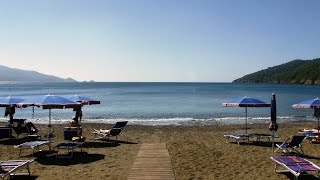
left=128, top=143, right=175, bottom=180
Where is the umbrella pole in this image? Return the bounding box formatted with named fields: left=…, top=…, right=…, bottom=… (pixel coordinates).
left=272, top=130, right=275, bottom=155
left=48, top=109, right=51, bottom=139
left=245, top=107, right=248, bottom=134
left=317, top=117, right=320, bottom=136
left=32, top=106, right=34, bottom=119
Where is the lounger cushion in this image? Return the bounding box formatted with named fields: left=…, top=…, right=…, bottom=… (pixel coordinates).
left=272, top=156, right=320, bottom=174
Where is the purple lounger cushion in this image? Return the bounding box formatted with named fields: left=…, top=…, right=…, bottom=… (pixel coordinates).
left=278, top=156, right=320, bottom=171
left=272, top=156, right=320, bottom=176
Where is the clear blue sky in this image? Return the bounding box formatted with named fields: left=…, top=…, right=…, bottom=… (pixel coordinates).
left=0, top=0, right=319, bottom=82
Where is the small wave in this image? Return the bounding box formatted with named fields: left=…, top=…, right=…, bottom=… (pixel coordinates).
left=0, top=116, right=318, bottom=126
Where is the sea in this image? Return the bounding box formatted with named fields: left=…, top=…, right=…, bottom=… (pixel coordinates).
left=0, top=82, right=319, bottom=126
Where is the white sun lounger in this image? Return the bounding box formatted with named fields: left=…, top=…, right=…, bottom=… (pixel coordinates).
left=14, top=140, right=51, bottom=157
left=224, top=133, right=279, bottom=145
left=54, top=141, right=85, bottom=158
left=224, top=134, right=252, bottom=144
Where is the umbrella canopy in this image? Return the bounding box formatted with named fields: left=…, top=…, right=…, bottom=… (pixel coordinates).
left=19, top=94, right=81, bottom=137
left=21, top=94, right=82, bottom=109
left=66, top=95, right=100, bottom=105
left=222, top=96, right=271, bottom=107
left=0, top=96, right=24, bottom=107
left=222, top=96, right=270, bottom=134
left=0, top=96, right=25, bottom=124
left=293, top=98, right=320, bottom=135
left=292, top=98, right=320, bottom=109
left=66, top=95, right=100, bottom=124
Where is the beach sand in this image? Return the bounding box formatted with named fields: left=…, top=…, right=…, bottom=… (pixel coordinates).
left=1, top=122, right=320, bottom=180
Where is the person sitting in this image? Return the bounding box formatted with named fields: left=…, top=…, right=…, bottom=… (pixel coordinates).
left=12, top=121, right=38, bottom=137
left=25, top=122, right=38, bottom=135
left=69, top=119, right=78, bottom=127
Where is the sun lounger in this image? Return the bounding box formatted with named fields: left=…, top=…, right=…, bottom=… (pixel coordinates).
left=224, top=133, right=278, bottom=145
left=93, top=121, right=128, bottom=141
left=271, top=156, right=320, bottom=179
left=251, top=133, right=279, bottom=142
left=275, top=136, right=306, bottom=155
left=223, top=134, right=252, bottom=144
left=0, top=159, right=34, bottom=180
left=54, top=141, right=85, bottom=158
left=14, top=140, right=51, bottom=157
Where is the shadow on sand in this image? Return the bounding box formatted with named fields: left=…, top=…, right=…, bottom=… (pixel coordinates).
left=228, top=140, right=283, bottom=147
left=7, top=175, right=38, bottom=180
left=280, top=171, right=319, bottom=180
left=35, top=152, right=105, bottom=166
left=0, top=136, right=31, bottom=145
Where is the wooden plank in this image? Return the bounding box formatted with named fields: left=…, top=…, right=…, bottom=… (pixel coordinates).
left=128, top=143, right=175, bottom=180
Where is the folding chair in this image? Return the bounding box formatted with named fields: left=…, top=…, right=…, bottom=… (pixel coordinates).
left=93, top=121, right=128, bottom=140
left=274, top=136, right=306, bottom=155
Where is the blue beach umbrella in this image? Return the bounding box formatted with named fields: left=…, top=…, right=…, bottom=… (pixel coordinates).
left=0, top=96, right=24, bottom=107
left=67, top=94, right=100, bottom=105
left=0, top=96, right=25, bottom=124
left=292, top=98, right=320, bottom=109
left=20, top=94, right=82, bottom=137
left=293, top=98, right=320, bottom=135
left=222, top=96, right=271, bottom=134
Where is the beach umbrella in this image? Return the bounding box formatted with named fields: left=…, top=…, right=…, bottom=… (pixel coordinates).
left=66, top=95, right=101, bottom=124
left=19, top=94, right=82, bottom=137
left=0, top=96, right=25, bottom=124
left=222, top=96, right=271, bottom=134
left=292, top=98, right=320, bottom=136
left=269, top=93, right=278, bottom=155
left=67, top=94, right=101, bottom=105
left=0, top=96, right=24, bottom=107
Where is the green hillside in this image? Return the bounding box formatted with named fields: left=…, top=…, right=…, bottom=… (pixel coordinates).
left=233, top=58, right=320, bottom=84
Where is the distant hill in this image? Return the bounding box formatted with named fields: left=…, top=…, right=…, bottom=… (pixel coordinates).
left=233, top=58, right=320, bottom=84
left=0, top=65, right=77, bottom=82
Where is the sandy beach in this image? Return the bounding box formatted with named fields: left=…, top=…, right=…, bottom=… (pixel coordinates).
left=1, top=122, right=320, bottom=180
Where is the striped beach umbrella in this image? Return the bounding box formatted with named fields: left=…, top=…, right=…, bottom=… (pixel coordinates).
left=222, top=96, right=271, bottom=134
left=66, top=95, right=101, bottom=124
left=66, top=94, right=100, bottom=105
left=293, top=98, right=320, bottom=136
left=20, top=94, right=82, bottom=138
left=0, top=96, right=25, bottom=124
left=0, top=96, right=24, bottom=107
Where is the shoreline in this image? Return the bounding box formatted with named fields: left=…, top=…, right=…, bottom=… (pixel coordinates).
left=0, top=115, right=317, bottom=126
left=1, top=122, right=320, bottom=179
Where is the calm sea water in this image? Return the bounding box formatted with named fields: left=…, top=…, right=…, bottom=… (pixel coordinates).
left=0, top=82, right=318, bottom=125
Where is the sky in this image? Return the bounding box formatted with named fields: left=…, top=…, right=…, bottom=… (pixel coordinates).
left=0, top=0, right=320, bottom=82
